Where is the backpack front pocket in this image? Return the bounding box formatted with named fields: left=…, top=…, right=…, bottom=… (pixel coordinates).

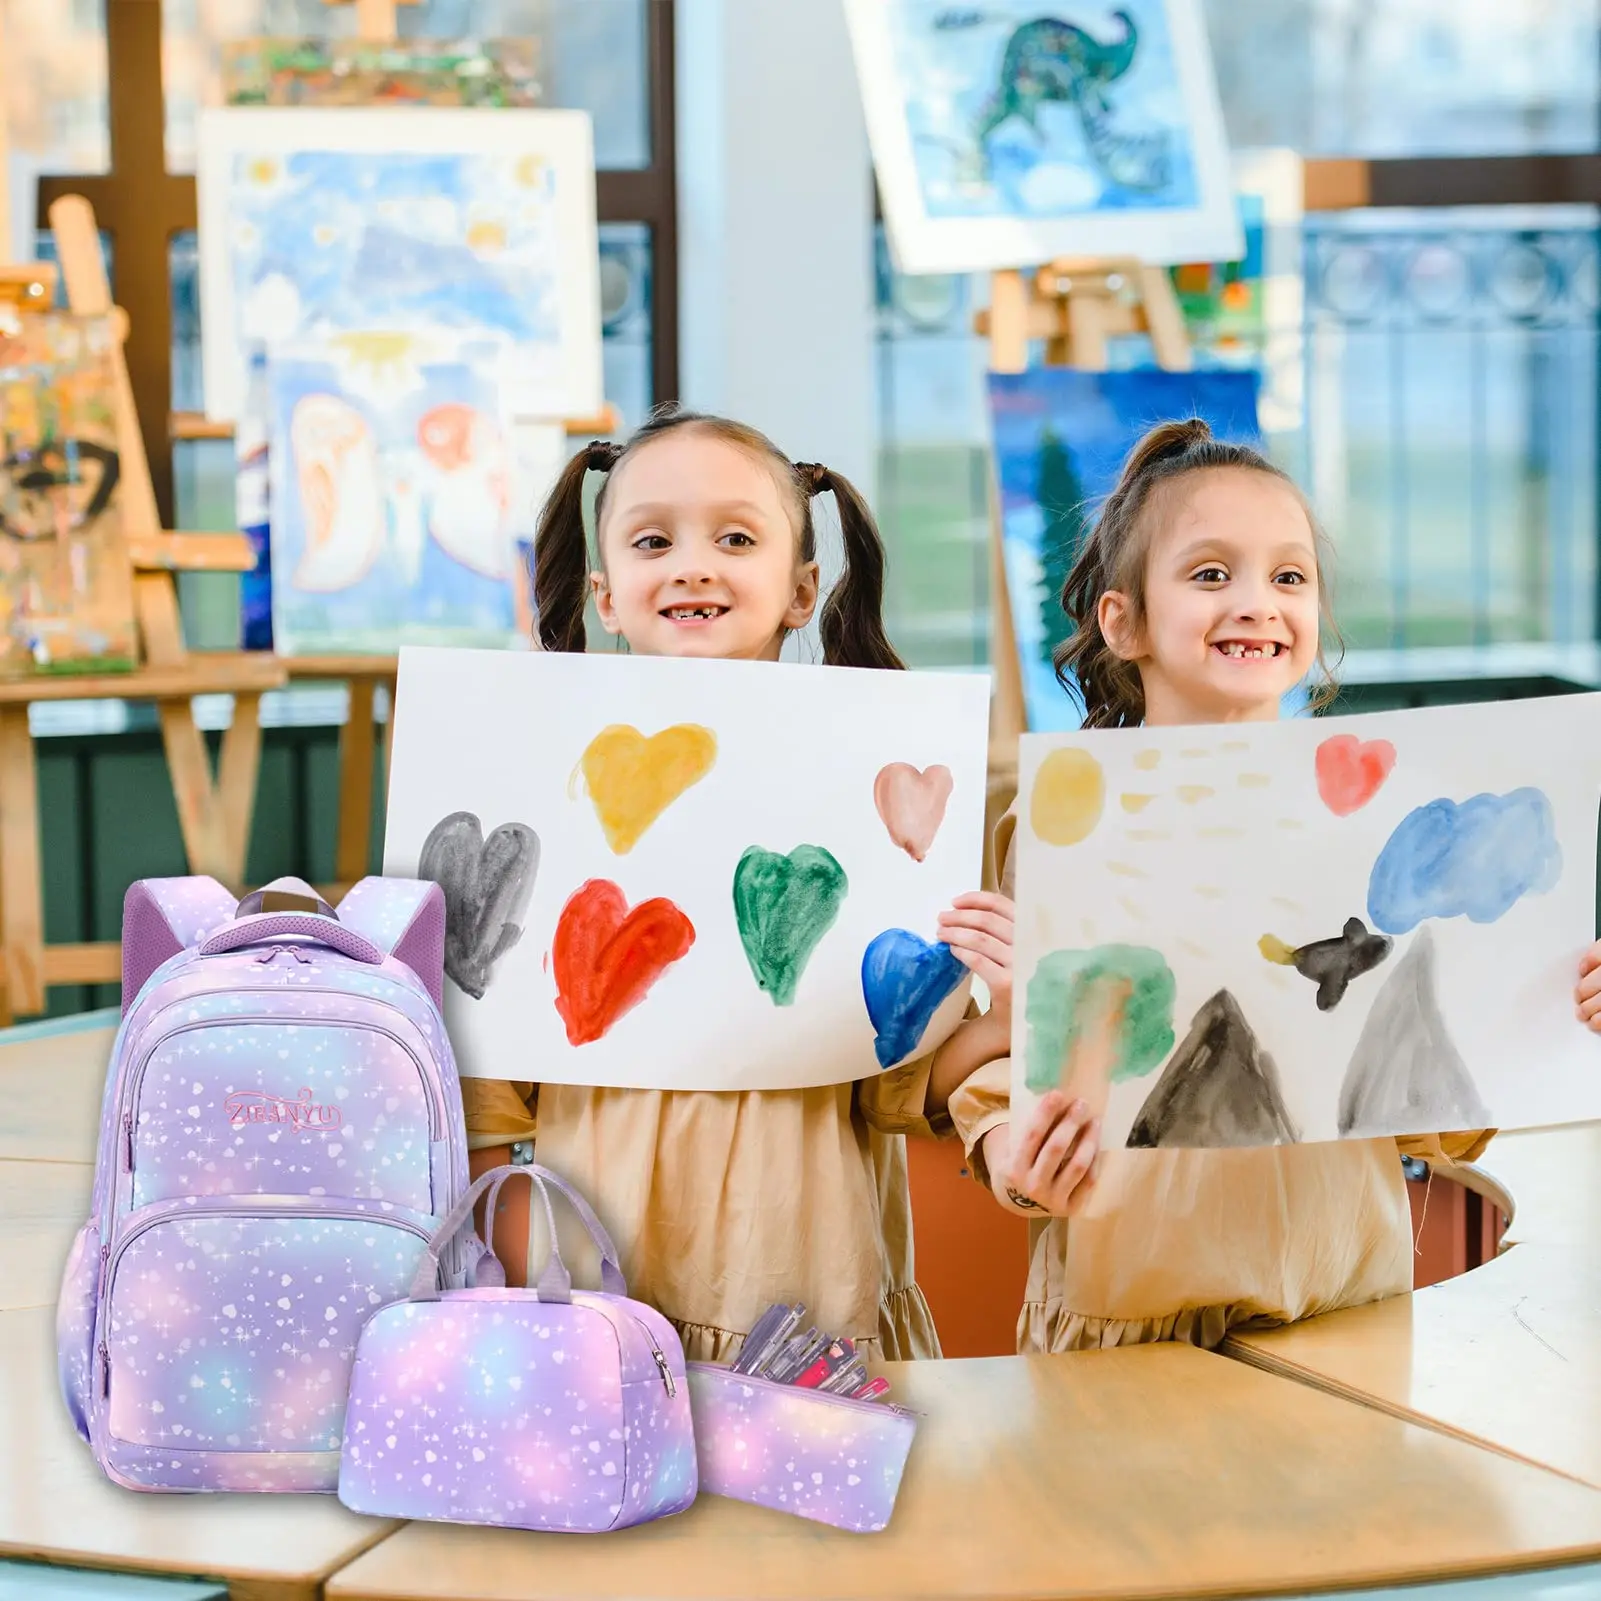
left=56, top=1219, right=100, bottom=1443
left=125, top=1018, right=439, bottom=1213
left=99, top=1196, right=431, bottom=1454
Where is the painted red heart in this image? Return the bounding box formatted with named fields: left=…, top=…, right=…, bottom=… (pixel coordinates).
left=1315, top=734, right=1396, bottom=817
left=551, top=879, right=695, bottom=1046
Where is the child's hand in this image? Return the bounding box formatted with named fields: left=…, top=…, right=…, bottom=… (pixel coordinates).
left=939, top=892, right=1015, bottom=1014
left=982, top=1092, right=1100, bottom=1216
left=1576, top=941, right=1601, bottom=1031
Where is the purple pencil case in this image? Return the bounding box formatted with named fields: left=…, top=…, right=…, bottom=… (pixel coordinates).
left=686, top=1362, right=918, bottom=1533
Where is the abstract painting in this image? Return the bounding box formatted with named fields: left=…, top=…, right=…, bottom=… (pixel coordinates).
left=845, top=0, right=1240, bottom=274
left=1011, top=694, right=1601, bottom=1148
left=221, top=38, right=540, bottom=108
left=0, top=311, right=137, bottom=677
left=1170, top=148, right=1304, bottom=432
left=266, top=335, right=526, bottom=656
left=196, top=107, right=602, bottom=422
left=987, top=366, right=1263, bottom=732
left=383, top=650, right=990, bottom=1089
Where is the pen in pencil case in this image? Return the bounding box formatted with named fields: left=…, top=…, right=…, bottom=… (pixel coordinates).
left=735, top=1303, right=803, bottom=1375
left=797, top=1339, right=856, bottom=1390
left=768, top=1328, right=826, bottom=1383
left=852, top=1376, right=891, bottom=1402
left=816, top=1356, right=868, bottom=1395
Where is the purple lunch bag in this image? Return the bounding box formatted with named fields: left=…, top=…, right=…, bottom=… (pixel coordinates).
left=338, top=1162, right=698, bottom=1533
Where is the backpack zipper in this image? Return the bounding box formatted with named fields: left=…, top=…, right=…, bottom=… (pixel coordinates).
left=634, top=1317, right=678, bottom=1397
left=120, top=1008, right=444, bottom=1171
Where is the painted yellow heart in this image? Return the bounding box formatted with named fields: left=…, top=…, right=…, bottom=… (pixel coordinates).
left=578, top=723, right=718, bottom=855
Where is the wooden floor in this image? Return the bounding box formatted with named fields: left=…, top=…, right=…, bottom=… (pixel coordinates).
left=9, top=1018, right=1601, bottom=1601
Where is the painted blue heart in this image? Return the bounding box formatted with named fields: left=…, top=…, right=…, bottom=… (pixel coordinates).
left=862, top=929, right=967, bottom=1069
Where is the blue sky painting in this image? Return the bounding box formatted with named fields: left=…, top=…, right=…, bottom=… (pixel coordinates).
left=987, top=366, right=1266, bottom=730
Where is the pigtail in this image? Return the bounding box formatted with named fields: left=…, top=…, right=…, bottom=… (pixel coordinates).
left=533, top=443, right=617, bottom=653
left=808, top=468, right=906, bottom=671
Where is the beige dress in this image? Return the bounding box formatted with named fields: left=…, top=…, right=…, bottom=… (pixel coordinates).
left=462, top=1057, right=947, bottom=1364
left=947, top=808, right=1495, bottom=1354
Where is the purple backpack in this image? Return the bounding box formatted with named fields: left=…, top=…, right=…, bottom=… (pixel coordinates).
left=56, top=874, right=474, bottom=1493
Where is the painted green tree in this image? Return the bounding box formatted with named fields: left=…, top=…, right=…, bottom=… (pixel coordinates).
left=1035, top=427, right=1089, bottom=669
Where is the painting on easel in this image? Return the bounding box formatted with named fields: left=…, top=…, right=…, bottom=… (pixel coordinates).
left=987, top=366, right=1262, bottom=731
left=0, top=311, right=137, bottom=677
left=845, top=0, right=1240, bottom=274
left=267, top=333, right=528, bottom=656
left=220, top=38, right=541, bottom=108
left=196, top=107, right=602, bottom=423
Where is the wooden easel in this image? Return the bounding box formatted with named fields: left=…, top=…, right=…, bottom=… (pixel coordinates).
left=0, top=13, right=283, bottom=1019
left=975, top=260, right=1192, bottom=862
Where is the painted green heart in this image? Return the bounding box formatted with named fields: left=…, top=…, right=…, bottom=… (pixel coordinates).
left=733, top=845, right=849, bottom=1006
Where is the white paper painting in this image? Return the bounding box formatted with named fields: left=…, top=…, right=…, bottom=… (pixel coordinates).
left=845, top=0, right=1241, bottom=275
left=383, top=649, right=992, bottom=1090
left=196, top=107, right=602, bottom=422
left=1011, top=696, right=1601, bottom=1150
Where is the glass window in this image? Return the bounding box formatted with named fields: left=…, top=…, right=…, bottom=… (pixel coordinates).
left=163, top=0, right=649, bottom=174
left=3, top=0, right=110, bottom=258
left=874, top=207, right=1600, bottom=667
left=1203, top=0, right=1601, bottom=157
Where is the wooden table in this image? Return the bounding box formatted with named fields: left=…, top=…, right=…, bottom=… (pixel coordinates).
left=0, top=1012, right=115, bottom=1164
left=326, top=1342, right=1601, bottom=1601
left=0, top=1159, right=91, bottom=1312
left=1229, top=1235, right=1601, bottom=1494
left=0, top=1305, right=398, bottom=1601
left=1478, top=1126, right=1601, bottom=1248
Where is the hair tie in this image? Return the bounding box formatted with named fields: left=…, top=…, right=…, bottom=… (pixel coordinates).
left=795, top=461, right=831, bottom=497
left=586, top=439, right=622, bottom=472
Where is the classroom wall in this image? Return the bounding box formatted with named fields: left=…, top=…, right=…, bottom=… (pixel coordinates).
left=675, top=0, right=877, bottom=635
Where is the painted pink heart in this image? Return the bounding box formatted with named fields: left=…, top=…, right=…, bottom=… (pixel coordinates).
left=1315, top=735, right=1396, bottom=817
left=874, top=763, right=954, bottom=863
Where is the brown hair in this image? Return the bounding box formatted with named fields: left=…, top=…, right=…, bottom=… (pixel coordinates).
left=532, top=404, right=904, bottom=670
left=1054, top=417, right=1340, bottom=728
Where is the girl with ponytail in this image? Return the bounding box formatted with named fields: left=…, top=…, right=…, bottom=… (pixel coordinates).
left=942, top=417, right=1590, bottom=1355
left=463, top=405, right=1014, bottom=1364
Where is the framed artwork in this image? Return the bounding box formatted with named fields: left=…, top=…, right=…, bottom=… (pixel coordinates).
left=196, top=107, right=602, bottom=423
left=383, top=650, right=991, bottom=1090
left=845, top=0, right=1241, bottom=274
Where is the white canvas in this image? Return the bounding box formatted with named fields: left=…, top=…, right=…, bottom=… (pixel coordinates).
left=383, top=649, right=992, bottom=1090
left=845, top=0, right=1241, bottom=275
left=196, top=107, right=602, bottom=423
left=1011, top=696, right=1601, bottom=1150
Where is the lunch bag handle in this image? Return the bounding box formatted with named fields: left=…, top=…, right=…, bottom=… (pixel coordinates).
left=411, top=1163, right=628, bottom=1305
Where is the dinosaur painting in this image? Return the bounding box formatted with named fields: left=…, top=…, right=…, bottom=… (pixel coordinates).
left=973, top=10, right=1169, bottom=191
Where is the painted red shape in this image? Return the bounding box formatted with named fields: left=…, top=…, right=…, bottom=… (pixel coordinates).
left=551, top=879, right=696, bottom=1046
left=1316, top=734, right=1396, bottom=816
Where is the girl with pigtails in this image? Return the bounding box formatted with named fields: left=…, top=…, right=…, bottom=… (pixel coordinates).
left=462, top=406, right=1016, bottom=1362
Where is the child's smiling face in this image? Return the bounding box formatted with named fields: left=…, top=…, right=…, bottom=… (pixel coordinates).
left=591, top=430, right=819, bottom=661
left=1100, top=467, right=1322, bottom=726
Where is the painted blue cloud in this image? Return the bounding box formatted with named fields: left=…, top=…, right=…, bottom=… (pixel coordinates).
left=1367, top=789, right=1562, bottom=936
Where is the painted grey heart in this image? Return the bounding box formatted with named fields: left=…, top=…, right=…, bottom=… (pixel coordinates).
left=419, top=811, right=540, bottom=1000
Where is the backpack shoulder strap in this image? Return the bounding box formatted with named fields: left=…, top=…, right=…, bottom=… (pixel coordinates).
left=337, top=878, right=447, bottom=1011
left=121, top=877, right=238, bottom=1013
